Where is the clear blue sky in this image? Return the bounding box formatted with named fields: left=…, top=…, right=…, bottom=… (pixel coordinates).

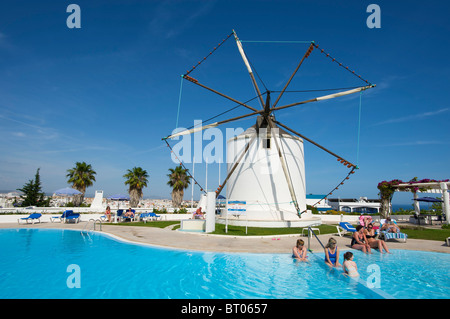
left=0, top=0, right=449, bottom=205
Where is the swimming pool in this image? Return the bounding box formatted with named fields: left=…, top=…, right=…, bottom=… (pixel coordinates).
left=0, top=228, right=449, bottom=299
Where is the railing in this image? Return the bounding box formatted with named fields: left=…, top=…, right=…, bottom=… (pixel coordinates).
left=306, top=225, right=324, bottom=251
left=81, top=218, right=102, bottom=235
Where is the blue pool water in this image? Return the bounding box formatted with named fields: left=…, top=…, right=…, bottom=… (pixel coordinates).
left=0, top=228, right=449, bottom=299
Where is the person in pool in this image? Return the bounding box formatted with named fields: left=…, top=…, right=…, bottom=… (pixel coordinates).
left=292, top=239, right=308, bottom=261
left=342, top=251, right=359, bottom=278
left=324, top=237, right=341, bottom=267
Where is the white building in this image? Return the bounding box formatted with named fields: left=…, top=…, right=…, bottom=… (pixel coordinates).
left=328, top=197, right=381, bottom=214
left=306, top=194, right=333, bottom=212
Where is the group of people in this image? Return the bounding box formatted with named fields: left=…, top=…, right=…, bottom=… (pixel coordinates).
left=104, top=206, right=135, bottom=222
left=352, top=217, right=397, bottom=254
left=293, top=238, right=359, bottom=278
left=104, top=206, right=208, bottom=223
left=293, top=217, right=397, bottom=278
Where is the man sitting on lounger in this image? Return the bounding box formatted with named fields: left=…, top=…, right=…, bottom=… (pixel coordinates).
left=124, top=208, right=134, bottom=218
left=380, top=217, right=400, bottom=233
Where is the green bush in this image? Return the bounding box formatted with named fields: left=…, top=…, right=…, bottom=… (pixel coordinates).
left=153, top=208, right=167, bottom=214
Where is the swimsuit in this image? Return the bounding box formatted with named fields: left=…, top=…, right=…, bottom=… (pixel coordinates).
left=345, top=263, right=359, bottom=277
left=351, top=233, right=365, bottom=246
left=325, top=248, right=337, bottom=264
left=293, top=247, right=307, bottom=259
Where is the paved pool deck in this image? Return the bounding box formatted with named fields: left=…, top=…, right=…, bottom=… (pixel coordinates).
left=2, top=221, right=449, bottom=254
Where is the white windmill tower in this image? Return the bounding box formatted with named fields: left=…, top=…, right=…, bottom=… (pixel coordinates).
left=164, top=30, right=375, bottom=227
left=224, top=119, right=307, bottom=226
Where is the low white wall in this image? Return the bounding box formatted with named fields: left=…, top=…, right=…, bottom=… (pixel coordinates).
left=5, top=214, right=104, bottom=224
left=0, top=207, right=103, bottom=214
left=0, top=207, right=196, bottom=214
left=1, top=211, right=413, bottom=225
left=1, top=213, right=194, bottom=224
left=317, top=214, right=413, bottom=224
left=318, top=214, right=360, bottom=224
left=155, top=214, right=193, bottom=221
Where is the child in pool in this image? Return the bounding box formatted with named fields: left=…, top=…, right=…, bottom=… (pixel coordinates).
left=292, top=239, right=308, bottom=261
left=342, top=251, right=359, bottom=277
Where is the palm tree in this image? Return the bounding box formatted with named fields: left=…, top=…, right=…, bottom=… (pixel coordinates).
left=66, top=162, right=97, bottom=206
left=167, top=165, right=191, bottom=208
left=123, top=167, right=149, bottom=207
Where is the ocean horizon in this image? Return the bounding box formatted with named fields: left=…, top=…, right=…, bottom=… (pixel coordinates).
left=392, top=203, right=414, bottom=212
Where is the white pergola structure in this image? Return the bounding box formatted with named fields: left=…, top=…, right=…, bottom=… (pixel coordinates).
left=392, top=181, right=450, bottom=224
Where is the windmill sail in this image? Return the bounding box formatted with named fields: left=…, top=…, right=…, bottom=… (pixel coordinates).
left=164, top=29, right=375, bottom=225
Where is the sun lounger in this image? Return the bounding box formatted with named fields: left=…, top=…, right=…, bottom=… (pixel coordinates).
left=140, top=212, right=161, bottom=223
left=18, top=213, right=42, bottom=224
left=139, top=212, right=148, bottom=222
left=51, top=210, right=80, bottom=223
left=111, top=210, right=124, bottom=222
left=149, top=212, right=161, bottom=221
left=379, top=218, right=407, bottom=242
left=380, top=231, right=408, bottom=242
left=359, top=215, right=373, bottom=226
left=336, top=222, right=357, bottom=237
left=51, top=210, right=72, bottom=223
left=65, top=212, right=80, bottom=223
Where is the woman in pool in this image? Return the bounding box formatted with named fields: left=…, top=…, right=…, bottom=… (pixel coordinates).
left=342, top=251, right=359, bottom=277
left=351, top=225, right=372, bottom=254
left=292, top=239, right=308, bottom=261
left=364, top=223, right=390, bottom=253
left=324, top=238, right=341, bottom=267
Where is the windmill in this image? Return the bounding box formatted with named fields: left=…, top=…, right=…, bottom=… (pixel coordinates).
left=163, top=30, right=375, bottom=224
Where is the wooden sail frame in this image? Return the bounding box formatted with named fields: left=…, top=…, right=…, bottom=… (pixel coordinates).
left=163, top=30, right=375, bottom=217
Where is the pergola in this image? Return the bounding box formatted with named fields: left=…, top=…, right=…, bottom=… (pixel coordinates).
left=392, top=181, right=450, bottom=224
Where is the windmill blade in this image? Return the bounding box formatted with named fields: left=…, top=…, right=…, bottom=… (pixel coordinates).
left=273, top=120, right=356, bottom=168
left=233, top=30, right=266, bottom=110
left=271, top=85, right=375, bottom=112
left=183, top=74, right=260, bottom=113
left=164, top=110, right=262, bottom=140
left=215, top=134, right=257, bottom=197
left=267, top=118, right=301, bottom=217
left=165, top=123, right=219, bottom=140
left=272, top=43, right=315, bottom=108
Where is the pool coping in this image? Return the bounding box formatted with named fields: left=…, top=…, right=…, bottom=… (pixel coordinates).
left=1, top=221, right=449, bottom=254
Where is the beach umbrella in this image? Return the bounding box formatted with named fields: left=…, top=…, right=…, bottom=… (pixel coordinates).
left=54, top=187, right=82, bottom=196
left=413, top=197, right=443, bottom=203
left=217, top=195, right=226, bottom=200
left=413, top=197, right=443, bottom=217
left=107, top=194, right=130, bottom=223
left=107, top=194, right=130, bottom=201
left=53, top=187, right=82, bottom=205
